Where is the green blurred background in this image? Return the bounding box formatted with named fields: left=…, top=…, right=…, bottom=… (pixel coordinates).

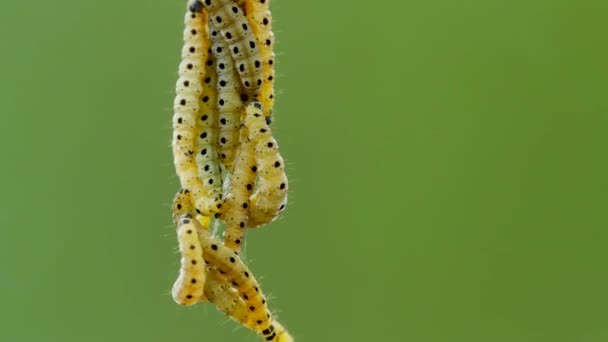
left=1, top=0, right=607, bottom=341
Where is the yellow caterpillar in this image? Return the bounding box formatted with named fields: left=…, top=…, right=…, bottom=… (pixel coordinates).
left=200, top=0, right=264, bottom=91
left=172, top=214, right=207, bottom=305
left=209, top=19, right=244, bottom=170
left=244, top=0, right=275, bottom=120
left=243, top=101, right=287, bottom=227
left=173, top=4, right=220, bottom=217
left=194, top=21, right=224, bottom=210
left=222, top=133, right=256, bottom=252
left=205, top=264, right=293, bottom=342
left=187, top=216, right=275, bottom=336
left=204, top=268, right=252, bottom=324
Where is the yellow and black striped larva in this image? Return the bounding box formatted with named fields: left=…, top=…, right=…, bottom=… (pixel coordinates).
left=244, top=0, right=275, bottom=120
left=200, top=0, right=264, bottom=91
left=209, top=19, right=245, bottom=170
left=172, top=214, right=207, bottom=305
left=222, top=135, right=257, bottom=252
left=243, top=101, right=288, bottom=228
left=190, top=217, right=275, bottom=335
left=173, top=3, right=220, bottom=217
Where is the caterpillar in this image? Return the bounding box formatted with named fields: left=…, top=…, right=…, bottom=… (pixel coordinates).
left=204, top=268, right=252, bottom=324
left=222, top=133, right=256, bottom=252
left=244, top=0, right=275, bottom=120
left=243, top=101, right=288, bottom=228
left=200, top=0, right=264, bottom=91
left=205, top=268, right=293, bottom=341
left=194, top=19, right=224, bottom=211
left=172, top=213, right=207, bottom=305
left=173, top=3, right=220, bottom=217
left=187, top=216, right=275, bottom=335
left=209, top=19, right=244, bottom=171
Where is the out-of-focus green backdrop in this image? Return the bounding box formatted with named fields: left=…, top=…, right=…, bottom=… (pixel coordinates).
left=1, top=0, right=607, bottom=341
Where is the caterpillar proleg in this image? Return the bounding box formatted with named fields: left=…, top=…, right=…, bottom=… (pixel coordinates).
left=172, top=214, right=207, bottom=305
left=200, top=0, right=264, bottom=91
left=243, top=101, right=288, bottom=228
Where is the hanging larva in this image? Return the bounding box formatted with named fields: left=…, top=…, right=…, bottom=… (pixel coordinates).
left=205, top=268, right=292, bottom=342
left=209, top=19, right=244, bottom=170
left=172, top=214, right=207, bottom=305
left=200, top=0, right=264, bottom=91
left=243, top=101, right=288, bottom=228
left=189, top=217, right=275, bottom=333
left=194, top=17, right=224, bottom=210
left=244, top=0, right=275, bottom=120
left=204, top=268, right=252, bottom=324
left=222, top=134, right=256, bottom=252
left=173, top=4, right=219, bottom=217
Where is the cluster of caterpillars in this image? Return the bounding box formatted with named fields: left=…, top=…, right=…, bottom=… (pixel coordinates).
left=170, top=0, right=292, bottom=341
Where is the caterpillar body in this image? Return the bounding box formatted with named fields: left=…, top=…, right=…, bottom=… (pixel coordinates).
left=205, top=268, right=292, bottom=342
left=209, top=20, right=244, bottom=171
left=173, top=214, right=207, bottom=305
left=189, top=216, right=274, bottom=332
left=173, top=5, right=219, bottom=217
left=243, top=101, right=288, bottom=228
left=200, top=0, right=264, bottom=91
left=195, top=26, right=224, bottom=210
left=204, top=268, right=252, bottom=324
left=222, top=135, right=256, bottom=252
left=244, top=0, right=275, bottom=119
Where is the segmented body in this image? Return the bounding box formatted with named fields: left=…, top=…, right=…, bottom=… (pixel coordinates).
left=194, top=25, right=224, bottom=210
left=204, top=269, right=252, bottom=324
left=243, top=101, right=287, bottom=227
left=209, top=19, right=244, bottom=170
left=172, top=214, right=206, bottom=305
left=202, top=0, right=263, bottom=91
left=173, top=6, right=220, bottom=216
